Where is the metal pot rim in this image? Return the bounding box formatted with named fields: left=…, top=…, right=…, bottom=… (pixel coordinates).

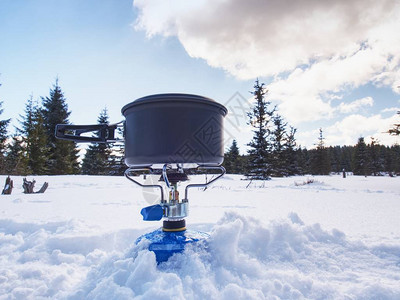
left=121, top=93, right=228, bottom=116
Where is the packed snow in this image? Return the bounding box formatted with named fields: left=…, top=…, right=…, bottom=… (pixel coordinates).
left=0, top=174, right=399, bottom=299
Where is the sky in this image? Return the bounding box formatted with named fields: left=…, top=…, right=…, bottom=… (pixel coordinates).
left=0, top=0, right=399, bottom=152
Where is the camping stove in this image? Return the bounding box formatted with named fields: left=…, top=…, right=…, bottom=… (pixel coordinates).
left=55, top=93, right=228, bottom=263
left=125, top=163, right=225, bottom=263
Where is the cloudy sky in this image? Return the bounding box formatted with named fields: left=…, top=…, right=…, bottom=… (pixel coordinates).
left=1, top=0, right=399, bottom=151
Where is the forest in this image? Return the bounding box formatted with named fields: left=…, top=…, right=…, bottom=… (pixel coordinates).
left=0, top=80, right=399, bottom=177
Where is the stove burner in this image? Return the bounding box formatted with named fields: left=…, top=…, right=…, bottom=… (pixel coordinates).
left=163, top=219, right=186, bottom=232
left=125, top=163, right=225, bottom=263
left=158, top=172, right=188, bottom=184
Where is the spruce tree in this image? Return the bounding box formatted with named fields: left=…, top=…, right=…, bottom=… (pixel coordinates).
left=388, top=111, right=400, bottom=135
left=270, top=114, right=288, bottom=177
left=109, top=142, right=126, bottom=176
left=329, top=146, right=340, bottom=173
left=284, top=126, right=299, bottom=176
left=369, top=138, right=384, bottom=176
left=295, top=147, right=308, bottom=175
left=310, top=128, right=331, bottom=175
left=224, top=139, right=242, bottom=174
left=18, top=97, right=49, bottom=175
left=5, top=134, right=29, bottom=175
left=0, top=101, right=11, bottom=173
left=246, top=79, right=275, bottom=180
left=352, top=137, right=370, bottom=176
left=41, top=80, right=79, bottom=174
left=340, top=145, right=353, bottom=173
left=81, top=108, right=113, bottom=175
left=390, top=144, right=400, bottom=175
left=383, top=145, right=400, bottom=175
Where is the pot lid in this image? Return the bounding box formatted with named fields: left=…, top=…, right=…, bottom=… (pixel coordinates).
left=121, top=93, right=228, bottom=116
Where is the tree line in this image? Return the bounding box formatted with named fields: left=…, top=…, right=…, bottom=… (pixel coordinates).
left=0, top=79, right=399, bottom=177
left=0, top=80, right=124, bottom=176
left=223, top=80, right=400, bottom=178
left=224, top=136, right=400, bottom=177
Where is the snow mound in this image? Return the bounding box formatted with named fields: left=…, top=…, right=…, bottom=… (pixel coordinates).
left=0, top=219, right=144, bottom=299
left=69, top=212, right=400, bottom=299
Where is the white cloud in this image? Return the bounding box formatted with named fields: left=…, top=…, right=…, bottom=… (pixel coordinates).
left=134, top=0, right=400, bottom=79
left=134, top=0, right=400, bottom=121
left=324, top=113, right=399, bottom=146
left=266, top=45, right=395, bottom=123
left=381, top=107, right=400, bottom=113
left=337, top=97, right=373, bottom=114
left=296, top=112, right=399, bottom=147
left=133, top=0, right=400, bottom=146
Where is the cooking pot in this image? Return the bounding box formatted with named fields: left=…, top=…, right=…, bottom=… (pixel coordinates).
left=56, top=93, right=228, bottom=167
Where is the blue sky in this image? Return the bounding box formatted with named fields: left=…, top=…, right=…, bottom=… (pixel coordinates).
left=1, top=0, right=399, bottom=152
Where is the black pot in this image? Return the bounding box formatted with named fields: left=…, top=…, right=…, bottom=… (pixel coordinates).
left=56, top=93, right=228, bottom=167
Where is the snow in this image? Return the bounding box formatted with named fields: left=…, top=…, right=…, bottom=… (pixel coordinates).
left=0, top=174, right=399, bottom=299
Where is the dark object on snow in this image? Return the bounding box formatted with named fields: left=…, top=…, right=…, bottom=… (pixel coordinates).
left=37, top=182, right=49, bottom=193
left=22, top=178, right=49, bottom=194
left=342, top=169, right=346, bottom=178
left=23, top=178, right=35, bottom=194
left=2, top=176, right=13, bottom=195
left=55, top=93, right=228, bottom=167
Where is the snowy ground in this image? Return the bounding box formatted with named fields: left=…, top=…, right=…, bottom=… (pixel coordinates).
left=0, top=174, right=399, bottom=299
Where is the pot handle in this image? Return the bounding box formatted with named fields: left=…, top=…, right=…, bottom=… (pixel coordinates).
left=55, top=121, right=124, bottom=143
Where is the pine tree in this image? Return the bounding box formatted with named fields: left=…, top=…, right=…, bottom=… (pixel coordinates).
left=246, top=79, right=275, bottom=180
left=390, top=144, right=400, bottom=175
left=18, top=97, right=49, bottom=175
left=81, top=108, right=113, bottom=175
left=369, top=138, right=384, bottom=176
left=270, top=114, right=288, bottom=177
left=41, top=79, right=79, bottom=174
left=310, top=128, right=331, bottom=175
left=329, top=146, right=340, bottom=173
left=284, top=126, right=299, bottom=176
left=224, top=139, right=242, bottom=174
left=5, top=134, right=29, bottom=175
left=388, top=111, right=400, bottom=135
left=0, top=100, right=11, bottom=173
left=109, top=141, right=126, bottom=176
left=383, top=145, right=400, bottom=175
left=353, top=137, right=370, bottom=176
left=340, top=145, right=353, bottom=173
left=295, top=147, right=308, bottom=175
